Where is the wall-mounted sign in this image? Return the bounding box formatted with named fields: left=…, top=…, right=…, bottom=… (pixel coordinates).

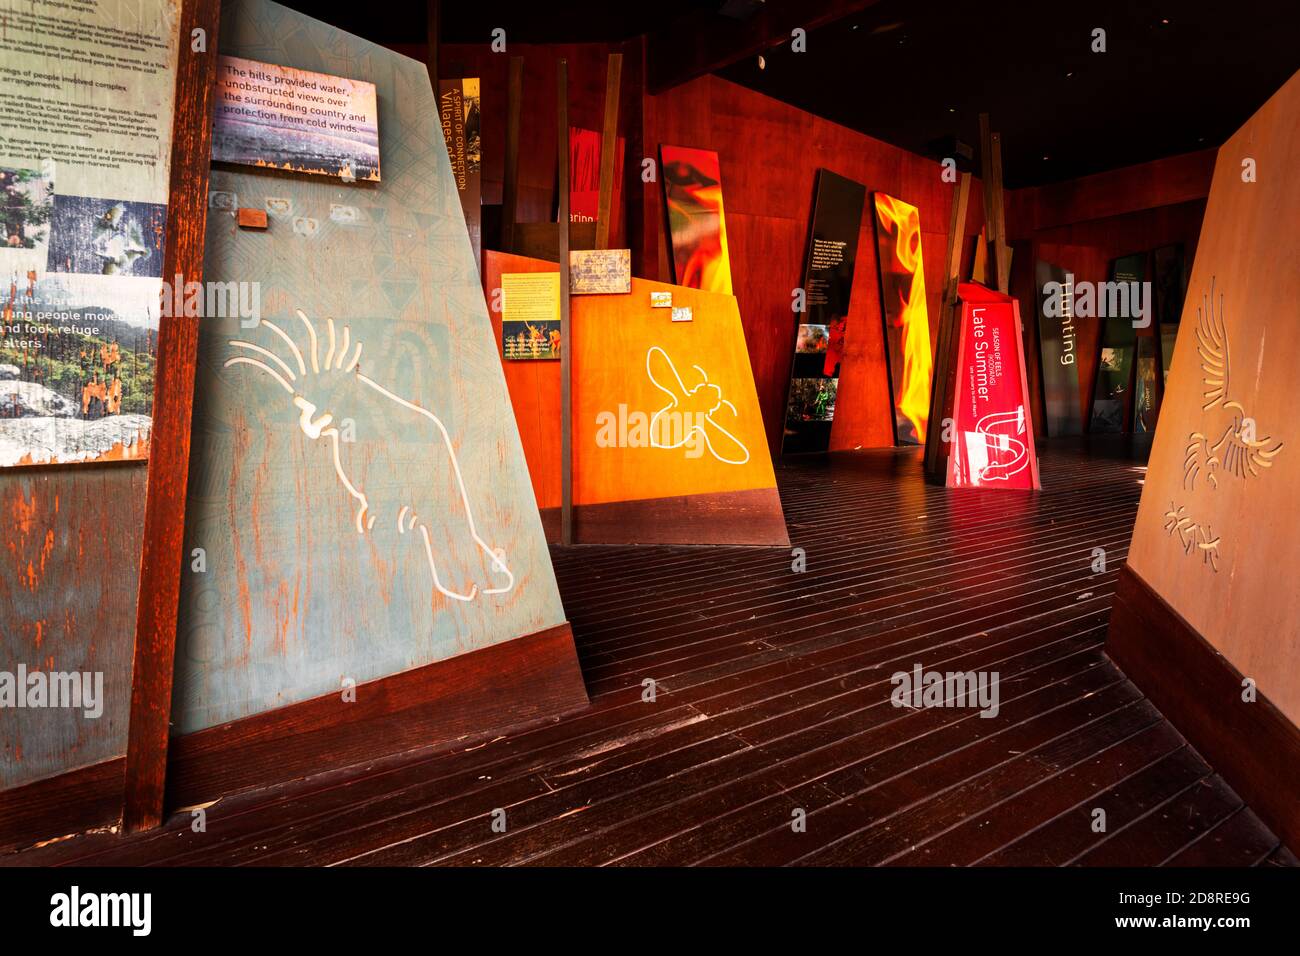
left=0, top=0, right=182, bottom=467
left=213, top=55, right=380, bottom=181
left=501, top=272, right=561, bottom=360
left=569, top=249, right=630, bottom=294
left=947, top=283, right=1041, bottom=491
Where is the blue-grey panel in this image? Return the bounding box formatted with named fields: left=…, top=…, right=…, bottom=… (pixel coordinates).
left=171, top=0, right=566, bottom=734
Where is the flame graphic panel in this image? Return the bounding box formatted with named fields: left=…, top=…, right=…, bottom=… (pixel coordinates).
left=660, top=144, right=733, bottom=295
left=872, top=192, right=933, bottom=445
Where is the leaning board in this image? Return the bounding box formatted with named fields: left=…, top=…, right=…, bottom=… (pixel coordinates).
left=485, top=251, right=788, bottom=546
left=174, top=0, right=576, bottom=736
left=1125, top=69, right=1300, bottom=719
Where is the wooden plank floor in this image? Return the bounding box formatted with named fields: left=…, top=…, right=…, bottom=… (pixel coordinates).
left=6, top=442, right=1293, bottom=867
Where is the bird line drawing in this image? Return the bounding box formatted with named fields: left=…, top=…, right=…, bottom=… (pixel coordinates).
left=1163, top=502, right=1221, bottom=572
left=645, top=345, right=750, bottom=465
left=223, top=309, right=514, bottom=603
left=1168, top=278, right=1284, bottom=574
left=1182, top=277, right=1283, bottom=491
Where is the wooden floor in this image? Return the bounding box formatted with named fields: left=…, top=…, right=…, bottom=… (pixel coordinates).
left=8, top=442, right=1295, bottom=867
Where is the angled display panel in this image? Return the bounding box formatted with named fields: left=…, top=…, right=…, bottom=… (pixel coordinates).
left=660, top=144, right=733, bottom=295
left=1111, top=69, right=1300, bottom=851
left=872, top=192, right=933, bottom=446
left=174, top=0, right=584, bottom=755
left=946, top=283, right=1041, bottom=492
left=1034, top=260, right=1083, bottom=437
left=484, top=251, right=787, bottom=546
left=781, top=169, right=866, bottom=455
left=1088, top=253, right=1144, bottom=434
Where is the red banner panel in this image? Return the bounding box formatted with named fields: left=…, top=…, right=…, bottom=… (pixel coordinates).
left=947, top=282, right=1041, bottom=491
left=569, top=126, right=624, bottom=233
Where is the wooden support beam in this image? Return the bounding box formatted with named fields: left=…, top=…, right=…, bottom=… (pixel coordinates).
left=594, top=52, right=623, bottom=251
left=977, top=113, right=1011, bottom=294
left=501, top=56, right=523, bottom=254
left=990, top=132, right=1011, bottom=293
left=923, top=171, right=971, bottom=481
left=557, top=59, right=574, bottom=546
left=944, top=176, right=973, bottom=305
left=123, top=0, right=222, bottom=833
left=978, top=113, right=994, bottom=283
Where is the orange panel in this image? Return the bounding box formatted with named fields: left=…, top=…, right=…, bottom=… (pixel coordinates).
left=571, top=279, right=777, bottom=505
left=483, top=252, right=562, bottom=509
left=483, top=251, right=779, bottom=511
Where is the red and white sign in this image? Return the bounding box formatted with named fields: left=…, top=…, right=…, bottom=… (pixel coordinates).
left=947, top=283, right=1041, bottom=490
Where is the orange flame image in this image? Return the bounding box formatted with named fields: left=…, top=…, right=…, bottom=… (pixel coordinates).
left=675, top=183, right=732, bottom=293
left=874, top=194, right=932, bottom=443
left=662, top=146, right=733, bottom=295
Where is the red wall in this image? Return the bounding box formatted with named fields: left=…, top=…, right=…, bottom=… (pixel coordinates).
left=638, top=79, right=1213, bottom=451
left=1021, top=202, right=1207, bottom=430
left=639, top=74, right=988, bottom=454
left=396, top=38, right=1213, bottom=454
left=1007, top=151, right=1214, bottom=433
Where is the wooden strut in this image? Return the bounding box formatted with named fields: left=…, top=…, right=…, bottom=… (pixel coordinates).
left=122, top=0, right=222, bottom=833
left=557, top=60, right=574, bottom=546
left=501, top=56, right=523, bottom=253
left=978, top=112, right=1011, bottom=295
left=594, top=53, right=623, bottom=250
left=923, top=171, right=971, bottom=481
left=990, top=132, right=1011, bottom=293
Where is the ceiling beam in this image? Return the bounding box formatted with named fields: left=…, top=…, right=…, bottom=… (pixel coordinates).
left=645, top=0, right=884, bottom=94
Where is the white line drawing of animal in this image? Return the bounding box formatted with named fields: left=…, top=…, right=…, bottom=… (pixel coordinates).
left=1183, top=278, right=1283, bottom=491
left=1163, top=502, right=1220, bottom=572
left=644, top=345, right=750, bottom=465
left=965, top=407, right=1030, bottom=483
left=223, top=309, right=513, bottom=603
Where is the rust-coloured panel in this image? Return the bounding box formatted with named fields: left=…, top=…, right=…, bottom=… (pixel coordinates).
left=0, top=464, right=145, bottom=790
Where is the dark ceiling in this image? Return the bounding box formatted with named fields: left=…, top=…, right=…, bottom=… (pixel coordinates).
left=718, top=0, right=1300, bottom=187
left=276, top=0, right=717, bottom=44
left=280, top=0, right=1300, bottom=188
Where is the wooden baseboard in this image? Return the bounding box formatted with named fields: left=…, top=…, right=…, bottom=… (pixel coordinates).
left=2, top=624, right=586, bottom=851
left=541, top=487, right=790, bottom=547
left=164, top=622, right=588, bottom=811
left=0, top=757, right=124, bottom=854
left=1107, top=565, right=1300, bottom=853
